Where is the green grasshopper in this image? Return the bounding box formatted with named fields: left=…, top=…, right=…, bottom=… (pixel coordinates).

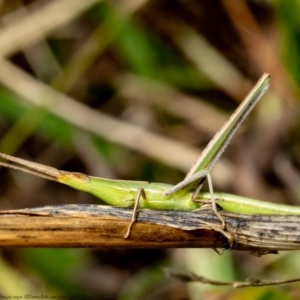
left=2, top=73, right=292, bottom=239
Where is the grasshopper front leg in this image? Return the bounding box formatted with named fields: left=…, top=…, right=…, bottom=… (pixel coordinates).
left=124, top=187, right=147, bottom=238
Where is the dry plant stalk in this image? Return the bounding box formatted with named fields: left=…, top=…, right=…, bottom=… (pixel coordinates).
left=1, top=204, right=300, bottom=251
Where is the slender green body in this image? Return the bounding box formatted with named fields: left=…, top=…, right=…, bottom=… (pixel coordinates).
left=1, top=147, right=300, bottom=216
left=58, top=172, right=300, bottom=215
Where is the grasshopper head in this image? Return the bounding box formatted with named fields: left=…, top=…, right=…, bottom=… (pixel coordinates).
left=57, top=171, right=91, bottom=192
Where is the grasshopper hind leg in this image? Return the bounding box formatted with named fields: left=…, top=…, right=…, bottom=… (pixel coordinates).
left=124, top=187, right=146, bottom=239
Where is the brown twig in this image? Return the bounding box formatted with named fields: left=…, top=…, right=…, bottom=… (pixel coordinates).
left=166, top=270, right=300, bottom=288
left=1, top=204, right=300, bottom=250
left=167, top=269, right=300, bottom=288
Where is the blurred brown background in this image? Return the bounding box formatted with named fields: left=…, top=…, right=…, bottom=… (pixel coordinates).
left=0, top=0, right=300, bottom=299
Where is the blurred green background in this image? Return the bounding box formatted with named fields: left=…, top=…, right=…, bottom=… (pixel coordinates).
left=0, top=0, right=300, bottom=299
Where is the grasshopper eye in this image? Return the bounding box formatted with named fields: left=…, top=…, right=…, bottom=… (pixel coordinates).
left=72, top=172, right=91, bottom=183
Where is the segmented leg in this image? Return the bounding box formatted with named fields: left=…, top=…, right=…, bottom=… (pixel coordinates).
left=165, top=169, right=225, bottom=228
left=192, top=171, right=225, bottom=228
left=124, top=187, right=146, bottom=239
